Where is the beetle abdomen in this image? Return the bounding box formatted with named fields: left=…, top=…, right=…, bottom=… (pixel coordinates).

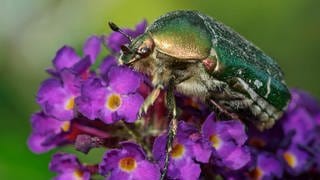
left=195, top=11, right=291, bottom=111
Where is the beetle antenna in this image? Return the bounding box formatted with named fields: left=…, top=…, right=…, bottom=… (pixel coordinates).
left=108, top=22, right=133, bottom=42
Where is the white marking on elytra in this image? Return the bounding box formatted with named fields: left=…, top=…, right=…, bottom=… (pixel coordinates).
left=266, top=69, right=271, bottom=75
left=254, top=79, right=263, bottom=89
left=264, top=77, right=271, bottom=98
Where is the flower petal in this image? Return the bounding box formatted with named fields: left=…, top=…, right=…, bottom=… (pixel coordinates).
left=53, top=46, right=80, bottom=71
left=76, top=78, right=107, bottom=120
left=201, top=112, right=216, bottom=138
left=175, top=159, right=201, bottom=180
left=37, top=78, right=74, bottom=121
left=222, top=146, right=251, bottom=170
left=27, top=134, right=57, bottom=154
left=120, top=142, right=146, bottom=160
left=49, top=153, right=80, bottom=173
left=117, top=93, right=144, bottom=123
left=108, top=66, right=142, bottom=94
left=99, top=55, right=118, bottom=81
left=83, top=35, right=101, bottom=63
left=132, top=160, right=160, bottom=180
left=257, top=153, right=283, bottom=178
left=30, top=112, right=64, bottom=135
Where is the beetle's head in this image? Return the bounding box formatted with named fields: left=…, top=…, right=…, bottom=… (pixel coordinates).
left=119, top=34, right=155, bottom=65
left=108, top=22, right=154, bottom=66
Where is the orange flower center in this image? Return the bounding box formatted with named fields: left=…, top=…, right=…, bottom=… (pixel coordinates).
left=73, top=169, right=83, bottom=180
left=65, top=96, right=75, bottom=110
left=119, top=157, right=137, bottom=172
left=106, top=93, right=122, bottom=111
left=61, top=121, right=71, bottom=132
left=171, top=144, right=185, bottom=159
left=209, top=134, right=222, bottom=149
left=283, top=151, right=297, bottom=168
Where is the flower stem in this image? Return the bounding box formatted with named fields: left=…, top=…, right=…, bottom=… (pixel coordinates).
left=120, top=120, right=152, bottom=158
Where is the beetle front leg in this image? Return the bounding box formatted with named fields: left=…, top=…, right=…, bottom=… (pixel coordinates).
left=137, top=86, right=162, bottom=119
left=160, top=79, right=177, bottom=180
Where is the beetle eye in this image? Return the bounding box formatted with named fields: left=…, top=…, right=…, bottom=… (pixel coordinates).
left=137, top=47, right=151, bottom=57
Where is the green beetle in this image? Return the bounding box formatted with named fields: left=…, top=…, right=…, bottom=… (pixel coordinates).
left=112, top=10, right=291, bottom=131
left=109, top=10, right=291, bottom=179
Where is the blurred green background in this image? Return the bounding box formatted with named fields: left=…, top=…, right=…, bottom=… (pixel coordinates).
left=0, top=0, right=319, bottom=179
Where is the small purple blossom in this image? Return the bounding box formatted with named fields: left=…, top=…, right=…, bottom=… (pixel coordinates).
left=282, top=108, right=315, bottom=144
left=52, top=46, right=81, bottom=72
left=76, top=66, right=144, bottom=124
left=51, top=35, right=101, bottom=73
left=288, top=89, right=320, bottom=115
left=27, top=112, right=71, bottom=153
left=202, top=113, right=250, bottom=170
left=50, top=153, right=91, bottom=180
left=250, top=152, right=283, bottom=180
left=279, top=144, right=311, bottom=175
left=37, top=70, right=80, bottom=121
left=153, top=121, right=203, bottom=180
left=99, top=142, right=160, bottom=180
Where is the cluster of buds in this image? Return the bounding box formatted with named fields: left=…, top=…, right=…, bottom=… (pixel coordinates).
left=28, top=20, right=320, bottom=180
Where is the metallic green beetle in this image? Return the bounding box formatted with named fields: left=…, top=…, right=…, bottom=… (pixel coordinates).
left=109, top=10, right=291, bottom=179
left=114, top=10, right=291, bottom=130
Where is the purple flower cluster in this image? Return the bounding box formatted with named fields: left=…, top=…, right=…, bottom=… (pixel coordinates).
left=28, top=20, right=320, bottom=180
left=245, top=89, right=320, bottom=179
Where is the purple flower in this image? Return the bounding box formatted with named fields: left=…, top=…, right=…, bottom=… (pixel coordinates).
left=99, top=142, right=160, bottom=180
left=50, top=152, right=91, bottom=180
left=279, top=144, right=310, bottom=175
left=37, top=70, right=80, bottom=121
left=201, top=113, right=250, bottom=170
left=51, top=36, right=101, bottom=73
left=106, top=20, right=147, bottom=53
left=288, top=89, right=320, bottom=115
left=282, top=108, right=315, bottom=144
left=76, top=66, right=143, bottom=124
left=280, top=89, right=320, bottom=147
left=153, top=121, right=204, bottom=180
left=27, top=112, right=72, bottom=153
left=250, top=152, right=283, bottom=180
left=52, top=46, right=80, bottom=72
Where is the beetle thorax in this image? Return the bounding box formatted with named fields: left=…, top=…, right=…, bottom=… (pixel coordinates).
left=131, top=50, right=175, bottom=87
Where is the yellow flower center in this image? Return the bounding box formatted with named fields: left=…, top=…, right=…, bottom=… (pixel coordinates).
left=73, top=169, right=84, bottom=180
left=209, top=134, right=222, bottom=149
left=171, top=144, right=185, bottom=159
left=65, top=96, right=75, bottom=110
left=61, top=121, right=71, bottom=132
left=119, top=157, right=137, bottom=172
left=283, top=151, right=297, bottom=168
left=106, top=93, right=122, bottom=111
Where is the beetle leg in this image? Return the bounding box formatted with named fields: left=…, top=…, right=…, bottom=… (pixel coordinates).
left=161, top=79, right=177, bottom=180
left=137, top=86, right=162, bottom=119
left=210, top=99, right=240, bottom=120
